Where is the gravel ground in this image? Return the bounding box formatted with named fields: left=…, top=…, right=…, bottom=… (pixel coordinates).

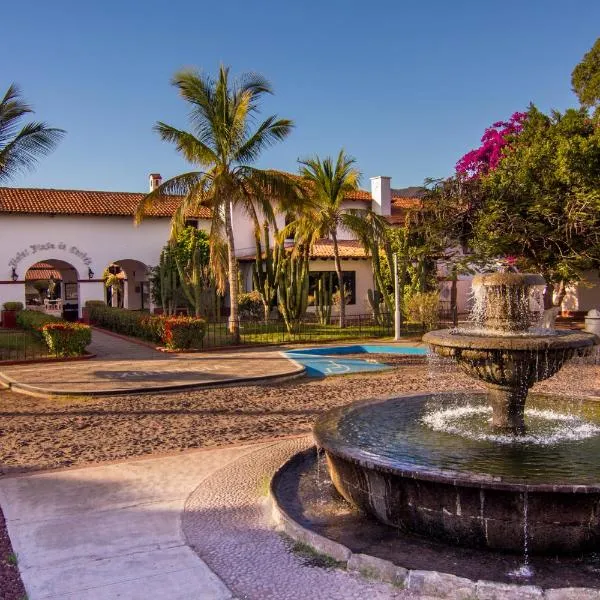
left=0, top=356, right=598, bottom=477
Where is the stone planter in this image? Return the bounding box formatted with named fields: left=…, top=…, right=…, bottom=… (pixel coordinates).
left=1, top=309, right=18, bottom=329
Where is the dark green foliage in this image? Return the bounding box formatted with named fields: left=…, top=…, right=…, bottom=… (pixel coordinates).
left=86, top=304, right=163, bottom=342
left=475, top=106, right=600, bottom=294
left=572, top=37, right=600, bottom=112
left=163, top=316, right=206, bottom=350
left=41, top=322, right=91, bottom=357
left=16, top=310, right=61, bottom=340
left=2, top=301, right=24, bottom=311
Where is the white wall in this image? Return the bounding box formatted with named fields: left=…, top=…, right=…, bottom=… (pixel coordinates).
left=307, top=258, right=374, bottom=316
left=562, top=270, right=600, bottom=313
left=1, top=214, right=179, bottom=315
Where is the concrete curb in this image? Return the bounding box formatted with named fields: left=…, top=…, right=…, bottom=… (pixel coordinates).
left=0, top=352, right=96, bottom=367
left=0, top=365, right=306, bottom=398
left=269, top=446, right=600, bottom=600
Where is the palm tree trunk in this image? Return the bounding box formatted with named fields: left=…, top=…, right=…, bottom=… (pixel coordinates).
left=331, top=231, right=346, bottom=328
left=224, top=199, right=240, bottom=343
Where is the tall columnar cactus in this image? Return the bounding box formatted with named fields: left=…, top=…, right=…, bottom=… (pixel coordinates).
left=252, top=222, right=284, bottom=322
left=278, top=247, right=309, bottom=334
left=158, top=248, right=180, bottom=315
left=315, top=273, right=333, bottom=325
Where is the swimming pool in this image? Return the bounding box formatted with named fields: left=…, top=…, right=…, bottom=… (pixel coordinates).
left=285, top=344, right=427, bottom=377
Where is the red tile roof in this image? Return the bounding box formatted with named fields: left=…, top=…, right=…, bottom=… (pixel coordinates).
left=239, top=238, right=368, bottom=261
left=387, top=197, right=423, bottom=225
left=343, top=190, right=373, bottom=202
left=0, top=187, right=212, bottom=218
left=25, top=261, right=63, bottom=281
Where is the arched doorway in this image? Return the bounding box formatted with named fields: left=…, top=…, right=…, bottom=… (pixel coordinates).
left=103, top=259, right=149, bottom=310
left=24, top=259, right=80, bottom=321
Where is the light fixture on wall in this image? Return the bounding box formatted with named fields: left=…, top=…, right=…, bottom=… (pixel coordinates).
left=11, top=267, right=18, bottom=282
left=88, top=267, right=95, bottom=279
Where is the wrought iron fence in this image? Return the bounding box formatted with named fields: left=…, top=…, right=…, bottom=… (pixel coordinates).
left=198, top=310, right=451, bottom=350
left=0, top=329, right=55, bottom=362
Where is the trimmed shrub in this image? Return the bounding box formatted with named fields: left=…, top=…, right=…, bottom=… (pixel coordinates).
left=84, top=300, right=106, bottom=307
left=404, top=291, right=441, bottom=331
left=41, top=322, right=92, bottom=357
left=16, top=310, right=61, bottom=340
left=2, top=302, right=24, bottom=311
left=86, top=304, right=162, bottom=342
left=163, top=316, right=206, bottom=350
left=238, top=291, right=263, bottom=320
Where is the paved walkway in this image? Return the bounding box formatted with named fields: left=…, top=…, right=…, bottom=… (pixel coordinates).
left=0, top=329, right=304, bottom=396
left=0, top=444, right=253, bottom=599
left=0, top=439, right=409, bottom=600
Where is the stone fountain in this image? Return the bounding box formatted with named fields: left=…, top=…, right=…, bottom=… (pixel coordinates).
left=423, top=272, right=595, bottom=433
left=312, top=273, right=599, bottom=554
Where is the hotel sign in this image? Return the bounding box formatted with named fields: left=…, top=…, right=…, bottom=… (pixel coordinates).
left=8, top=242, right=93, bottom=268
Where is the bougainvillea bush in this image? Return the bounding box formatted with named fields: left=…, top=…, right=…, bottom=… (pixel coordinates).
left=162, top=316, right=206, bottom=350
left=455, top=111, right=527, bottom=178
left=41, top=322, right=92, bottom=357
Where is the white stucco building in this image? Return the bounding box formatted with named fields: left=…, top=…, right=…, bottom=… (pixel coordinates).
left=1, top=174, right=597, bottom=321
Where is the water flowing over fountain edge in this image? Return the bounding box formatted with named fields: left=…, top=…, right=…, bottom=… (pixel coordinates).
left=309, top=273, right=600, bottom=555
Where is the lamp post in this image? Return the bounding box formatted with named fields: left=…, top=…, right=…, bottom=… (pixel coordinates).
left=394, top=254, right=401, bottom=341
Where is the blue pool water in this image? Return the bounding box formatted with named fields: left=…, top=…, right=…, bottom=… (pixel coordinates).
left=286, top=344, right=427, bottom=377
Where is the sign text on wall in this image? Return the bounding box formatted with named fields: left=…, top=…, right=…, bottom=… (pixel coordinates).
left=8, top=243, right=93, bottom=268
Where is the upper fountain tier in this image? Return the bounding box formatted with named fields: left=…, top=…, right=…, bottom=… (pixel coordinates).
left=471, top=272, right=546, bottom=335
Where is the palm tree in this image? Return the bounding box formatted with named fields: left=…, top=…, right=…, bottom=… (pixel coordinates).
left=296, top=150, right=361, bottom=328
left=0, top=84, right=65, bottom=182
left=135, top=66, right=297, bottom=342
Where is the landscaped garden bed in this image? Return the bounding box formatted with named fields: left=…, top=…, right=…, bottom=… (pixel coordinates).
left=0, top=311, right=92, bottom=362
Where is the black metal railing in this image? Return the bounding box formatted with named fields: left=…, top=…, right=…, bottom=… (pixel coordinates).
left=198, top=312, right=431, bottom=349
left=0, top=329, right=56, bottom=362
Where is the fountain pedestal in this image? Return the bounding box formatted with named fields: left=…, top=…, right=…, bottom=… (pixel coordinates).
left=488, top=385, right=527, bottom=432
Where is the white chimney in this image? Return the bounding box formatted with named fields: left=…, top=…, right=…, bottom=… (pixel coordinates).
left=149, top=173, right=162, bottom=192
left=370, top=176, right=391, bottom=216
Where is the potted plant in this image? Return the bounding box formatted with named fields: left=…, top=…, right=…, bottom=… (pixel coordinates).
left=1, top=301, right=24, bottom=329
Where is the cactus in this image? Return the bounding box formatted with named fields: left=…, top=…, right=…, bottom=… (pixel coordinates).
left=157, top=248, right=180, bottom=315
left=278, top=247, right=309, bottom=334
left=252, top=221, right=284, bottom=322
left=315, top=273, right=333, bottom=325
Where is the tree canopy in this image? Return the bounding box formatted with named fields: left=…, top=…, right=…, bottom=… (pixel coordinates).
left=572, top=37, right=600, bottom=114
left=474, top=106, right=600, bottom=283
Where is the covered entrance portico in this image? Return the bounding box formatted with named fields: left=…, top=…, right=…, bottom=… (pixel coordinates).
left=24, top=259, right=80, bottom=321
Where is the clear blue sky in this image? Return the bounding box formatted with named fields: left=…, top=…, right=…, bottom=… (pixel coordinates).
left=2, top=0, right=599, bottom=192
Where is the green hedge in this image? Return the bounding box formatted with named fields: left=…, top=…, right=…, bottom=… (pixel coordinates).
left=41, top=322, right=92, bottom=357
left=2, top=301, right=24, bottom=311
left=86, top=304, right=162, bottom=342
left=16, top=310, right=62, bottom=340
left=163, top=316, right=206, bottom=350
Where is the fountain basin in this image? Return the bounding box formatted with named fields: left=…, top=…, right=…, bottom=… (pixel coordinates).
left=314, top=393, right=600, bottom=555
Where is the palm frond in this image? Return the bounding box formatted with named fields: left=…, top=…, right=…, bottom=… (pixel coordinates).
left=234, top=115, right=294, bottom=164
left=134, top=171, right=208, bottom=225
left=154, top=122, right=218, bottom=166
left=0, top=121, right=65, bottom=183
